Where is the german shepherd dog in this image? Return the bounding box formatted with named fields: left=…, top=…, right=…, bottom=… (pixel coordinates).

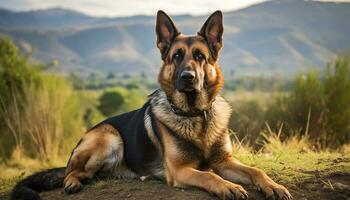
left=12, top=11, right=291, bottom=200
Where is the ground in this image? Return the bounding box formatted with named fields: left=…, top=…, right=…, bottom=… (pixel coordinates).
left=1, top=141, right=350, bottom=200
left=38, top=172, right=350, bottom=200
left=0, top=173, right=349, bottom=200
left=1, top=160, right=350, bottom=200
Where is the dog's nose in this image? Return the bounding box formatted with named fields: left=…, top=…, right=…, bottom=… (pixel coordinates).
left=180, top=70, right=195, bottom=82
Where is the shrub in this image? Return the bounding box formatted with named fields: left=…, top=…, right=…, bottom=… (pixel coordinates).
left=114, top=87, right=147, bottom=114
left=78, top=91, right=105, bottom=128
left=0, top=38, right=41, bottom=102
left=98, top=87, right=147, bottom=117
left=230, top=99, right=265, bottom=145
left=98, top=90, right=124, bottom=116
left=322, top=58, right=350, bottom=147
left=0, top=37, right=41, bottom=158
left=266, top=56, right=350, bottom=148
left=0, top=38, right=83, bottom=164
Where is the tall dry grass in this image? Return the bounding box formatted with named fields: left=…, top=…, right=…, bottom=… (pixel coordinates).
left=228, top=56, right=350, bottom=149
left=1, top=75, right=84, bottom=165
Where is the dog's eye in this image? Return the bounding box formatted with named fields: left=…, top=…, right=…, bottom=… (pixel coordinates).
left=173, top=51, right=183, bottom=63
left=194, top=50, right=204, bottom=62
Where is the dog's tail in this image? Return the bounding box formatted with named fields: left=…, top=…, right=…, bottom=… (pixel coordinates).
left=11, top=167, right=66, bottom=200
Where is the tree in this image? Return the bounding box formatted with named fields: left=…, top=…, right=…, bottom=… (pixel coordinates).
left=107, top=72, right=116, bottom=79
left=98, top=90, right=124, bottom=116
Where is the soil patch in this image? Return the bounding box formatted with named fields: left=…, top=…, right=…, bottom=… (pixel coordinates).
left=1, top=172, right=350, bottom=200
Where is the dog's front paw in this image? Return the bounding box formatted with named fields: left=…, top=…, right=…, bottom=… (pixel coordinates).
left=211, top=180, right=248, bottom=200
left=64, top=176, right=82, bottom=194
left=258, top=182, right=291, bottom=200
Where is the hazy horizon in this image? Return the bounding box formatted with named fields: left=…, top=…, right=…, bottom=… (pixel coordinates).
left=0, top=0, right=349, bottom=17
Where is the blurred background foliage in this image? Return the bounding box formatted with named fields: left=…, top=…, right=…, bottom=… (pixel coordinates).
left=0, top=1, right=349, bottom=197
left=0, top=37, right=349, bottom=169
left=0, top=38, right=148, bottom=167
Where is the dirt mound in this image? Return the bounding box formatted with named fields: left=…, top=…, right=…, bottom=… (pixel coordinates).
left=1, top=172, right=350, bottom=200
left=41, top=180, right=219, bottom=200
left=39, top=172, right=350, bottom=200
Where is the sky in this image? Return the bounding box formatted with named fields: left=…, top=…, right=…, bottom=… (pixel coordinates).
left=0, top=0, right=349, bottom=17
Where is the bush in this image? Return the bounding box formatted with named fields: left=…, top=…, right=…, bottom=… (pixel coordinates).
left=78, top=91, right=105, bottom=128
left=0, top=38, right=83, bottom=164
left=230, top=99, right=266, bottom=145
left=0, top=37, right=42, bottom=158
left=98, top=87, right=147, bottom=117
left=114, top=87, right=147, bottom=114
left=98, top=90, right=124, bottom=116
left=0, top=38, right=41, bottom=119
left=266, top=57, right=350, bottom=148
left=322, top=58, right=350, bottom=147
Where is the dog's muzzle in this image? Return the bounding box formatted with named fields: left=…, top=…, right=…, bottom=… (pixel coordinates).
left=176, top=70, right=197, bottom=92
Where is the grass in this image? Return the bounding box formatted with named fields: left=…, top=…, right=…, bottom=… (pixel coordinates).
left=1, top=133, right=349, bottom=199
left=0, top=157, right=59, bottom=197
left=235, top=148, right=349, bottom=184
left=230, top=130, right=350, bottom=196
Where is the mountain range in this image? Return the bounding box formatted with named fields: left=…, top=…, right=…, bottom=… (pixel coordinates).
left=0, top=0, right=350, bottom=77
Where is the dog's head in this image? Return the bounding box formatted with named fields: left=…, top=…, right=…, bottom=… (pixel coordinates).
left=156, top=10, right=224, bottom=113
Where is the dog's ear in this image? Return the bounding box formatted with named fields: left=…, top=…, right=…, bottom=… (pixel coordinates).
left=156, top=10, right=180, bottom=59
left=198, top=10, right=223, bottom=61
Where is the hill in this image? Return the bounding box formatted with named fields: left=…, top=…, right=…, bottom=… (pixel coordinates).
left=1, top=0, right=350, bottom=76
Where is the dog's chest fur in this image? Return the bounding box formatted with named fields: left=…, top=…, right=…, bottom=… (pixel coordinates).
left=150, top=90, right=232, bottom=162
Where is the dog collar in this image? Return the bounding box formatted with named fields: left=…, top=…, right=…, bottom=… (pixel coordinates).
left=168, top=100, right=208, bottom=120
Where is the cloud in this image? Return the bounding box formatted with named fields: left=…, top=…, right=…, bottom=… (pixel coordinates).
left=0, top=0, right=349, bottom=17
left=0, top=0, right=266, bottom=16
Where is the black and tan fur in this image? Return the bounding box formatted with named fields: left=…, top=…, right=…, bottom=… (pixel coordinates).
left=11, top=10, right=291, bottom=200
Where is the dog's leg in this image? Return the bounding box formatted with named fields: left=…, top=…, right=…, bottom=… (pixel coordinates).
left=64, top=124, right=124, bottom=194
left=213, top=156, right=291, bottom=200
left=166, top=164, right=248, bottom=200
